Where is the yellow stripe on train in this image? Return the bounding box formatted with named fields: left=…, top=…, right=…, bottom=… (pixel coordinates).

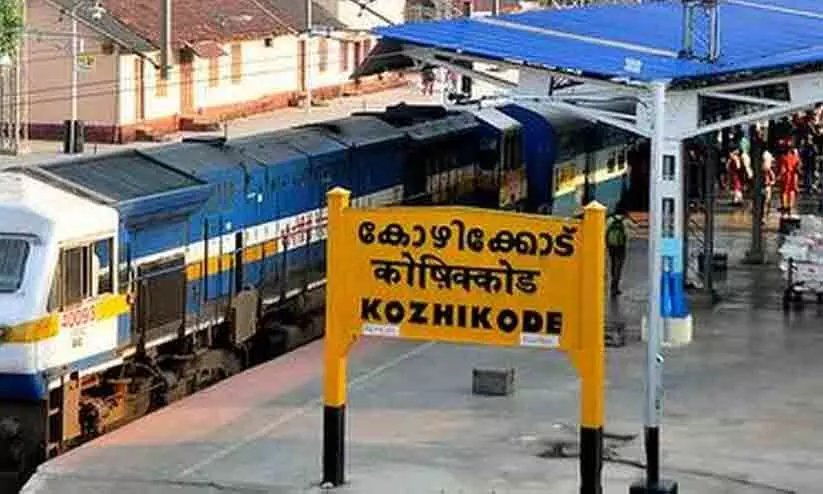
left=0, top=293, right=130, bottom=344
left=0, top=315, right=60, bottom=343
left=185, top=239, right=279, bottom=281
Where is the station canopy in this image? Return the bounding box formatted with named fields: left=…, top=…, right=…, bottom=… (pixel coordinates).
left=357, top=0, right=823, bottom=88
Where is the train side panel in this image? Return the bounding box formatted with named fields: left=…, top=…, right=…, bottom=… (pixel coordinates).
left=498, top=103, right=558, bottom=213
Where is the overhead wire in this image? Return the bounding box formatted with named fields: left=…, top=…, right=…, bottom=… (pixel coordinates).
left=12, top=28, right=428, bottom=99
left=21, top=46, right=423, bottom=108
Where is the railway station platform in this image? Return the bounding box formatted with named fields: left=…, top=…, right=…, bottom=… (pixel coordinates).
left=21, top=212, right=823, bottom=494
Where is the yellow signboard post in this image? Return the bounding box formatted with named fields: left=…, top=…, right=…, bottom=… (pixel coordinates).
left=322, top=187, right=606, bottom=493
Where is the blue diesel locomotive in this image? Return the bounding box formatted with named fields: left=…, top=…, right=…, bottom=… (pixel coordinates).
left=0, top=102, right=635, bottom=487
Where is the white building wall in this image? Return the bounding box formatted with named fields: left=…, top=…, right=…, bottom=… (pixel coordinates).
left=27, top=0, right=118, bottom=126
left=195, top=36, right=301, bottom=111
left=117, top=54, right=136, bottom=125
left=308, top=36, right=353, bottom=89
left=116, top=51, right=182, bottom=124
left=143, top=54, right=182, bottom=121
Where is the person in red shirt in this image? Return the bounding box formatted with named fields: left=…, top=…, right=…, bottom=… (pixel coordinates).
left=726, top=149, right=745, bottom=206
left=778, top=143, right=800, bottom=216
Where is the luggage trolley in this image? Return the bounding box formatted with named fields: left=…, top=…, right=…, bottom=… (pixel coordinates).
left=782, top=258, right=823, bottom=309
left=780, top=216, right=823, bottom=310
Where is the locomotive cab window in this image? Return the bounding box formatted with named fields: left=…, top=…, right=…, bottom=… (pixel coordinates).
left=61, top=246, right=90, bottom=308
left=56, top=237, right=115, bottom=309
left=94, top=238, right=114, bottom=295
left=0, top=236, right=31, bottom=293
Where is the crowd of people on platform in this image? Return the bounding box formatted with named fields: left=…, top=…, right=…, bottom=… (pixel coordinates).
left=687, top=106, right=823, bottom=219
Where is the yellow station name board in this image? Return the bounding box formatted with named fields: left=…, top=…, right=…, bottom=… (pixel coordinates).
left=321, top=187, right=607, bottom=490
left=326, top=189, right=602, bottom=353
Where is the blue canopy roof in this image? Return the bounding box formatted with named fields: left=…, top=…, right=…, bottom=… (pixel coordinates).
left=371, top=0, right=823, bottom=84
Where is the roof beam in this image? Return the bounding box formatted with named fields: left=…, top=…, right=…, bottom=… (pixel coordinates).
left=475, top=17, right=680, bottom=58
left=406, top=45, right=651, bottom=97
left=565, top=105, right=639, bottom=122
left=551, top=100, right=650, bottom=137
left=697, top=90, right=789, bottom=107
left=677, top=98, right=820, bottom=140
left=510, top=94, right=651, bottom=137
left=380, top=43, right=649, bottom=91
left=692, top=74, right=792, bottom=93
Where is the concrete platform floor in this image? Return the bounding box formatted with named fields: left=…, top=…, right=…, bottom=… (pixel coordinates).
left=22, top=227, right=823, bottom=494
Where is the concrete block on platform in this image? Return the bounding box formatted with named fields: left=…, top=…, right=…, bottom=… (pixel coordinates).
left=472, top=368, right=515, bottom=396
left=629, top=479, right=679, bottom=494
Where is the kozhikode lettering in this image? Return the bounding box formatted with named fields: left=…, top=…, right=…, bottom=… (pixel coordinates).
left=340, top=214, right=580, bottom=346
left=358, top=218, right=577, bottom=257
left=360, top=298, right=563, bottom=335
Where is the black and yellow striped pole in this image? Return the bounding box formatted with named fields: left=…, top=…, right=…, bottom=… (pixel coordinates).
left=323, top=187, right=351, bottom=486
left=571, top=202, right=607, bottom=494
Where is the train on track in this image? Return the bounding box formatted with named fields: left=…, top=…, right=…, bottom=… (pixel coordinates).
left=0, top=101, right=640, bottom=488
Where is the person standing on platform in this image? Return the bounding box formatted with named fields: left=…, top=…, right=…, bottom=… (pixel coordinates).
left=800, top=135, right=817, bottom=194
left=727, top=149, right=745, bottom=206
left=778, top=143, right=801, bottom=217
left=606, top=208, right=631, bottom=297
left=421, top=67, right=435, bottom=96
left=762, top=149, right=776, bottom=220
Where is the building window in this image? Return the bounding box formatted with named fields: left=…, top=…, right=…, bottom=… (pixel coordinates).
left=155, top=66, right=167, bottom=97
left=231, top=43, right=242, bottom=84
left=318, top=38, right=328, bottom=73
left=264, top=37, right=273, bottom=48
left=209, top=56, right=220, bottom=87
left=339, top=41, right=349, bottom=72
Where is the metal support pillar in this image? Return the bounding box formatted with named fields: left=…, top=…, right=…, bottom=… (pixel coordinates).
left=305, top=0, right=313, bottom=113
left=630, top=81, right=679, bottom=494
left=69, top=11, right=78, bottom=154
left=161, top=0, right=171, bottom=80
left=745, top=123, right=765, bottom=264
left=682, top=143, right=691, bottom=286
left=460, top=0, right=473, bottom=97
left=702, top=145, right=716, bottom=297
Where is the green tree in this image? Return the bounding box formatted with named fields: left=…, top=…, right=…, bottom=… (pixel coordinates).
left=0, top=0, right=23, bottom=59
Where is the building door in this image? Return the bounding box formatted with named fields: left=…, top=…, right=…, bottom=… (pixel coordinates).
left=354, top=42, right=362, bottom=67
left=180, top=53, right=195, bottom=114
left=134, top=58, right=145, bottom=121
left=297, top=40, right=306, bottom=92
